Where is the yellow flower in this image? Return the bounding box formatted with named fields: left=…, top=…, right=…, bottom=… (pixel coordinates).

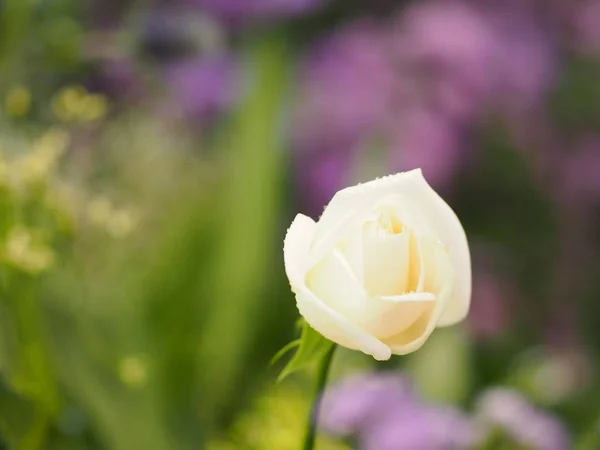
left=52, top=86, right=108, bottom=123
left=12, top=128, right=69, bottom=186
left=3, top=227, right=55, bottom=274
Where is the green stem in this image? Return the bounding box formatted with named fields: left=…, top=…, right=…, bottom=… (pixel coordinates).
left=302, top=344, right=337, bottom=450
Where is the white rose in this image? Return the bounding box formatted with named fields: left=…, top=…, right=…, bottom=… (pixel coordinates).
left=283, top=169, right=471, bottom=361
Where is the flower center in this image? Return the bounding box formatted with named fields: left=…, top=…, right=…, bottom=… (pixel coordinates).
left=376, top=211, right=404, bottom=235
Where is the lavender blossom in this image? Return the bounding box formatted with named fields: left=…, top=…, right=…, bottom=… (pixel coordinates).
left=393, top=1, right=556, bottom=120
left=476, top=388, right=571, bottom=450
left=293, top=0, right=558, bottom=213
left=319, top=373, right=481, bottom=449
left=293, top=21, right=396, bottom=215
left=294, top=21, right=395, bottom=154
left=388, top=109, right=466, bottom=190
left=318, top=373, right=416, bottom=436
left=572, top=0, right=600, bottom=56
left=483, top=5, right=557, bottom=115
left=361, top=404, right=481, bottom=450
left=163, top=54, right=238, bottom=121
left=296, top=151, right=352, bottom=219
left=391, top=1, right=499, bottom=122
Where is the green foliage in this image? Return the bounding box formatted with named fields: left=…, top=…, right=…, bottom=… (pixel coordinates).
left=0, top=29, right=297, bottom=449
left=277, top=320, right=335, bottom=383
left=405, top=327, right=473, bottom=404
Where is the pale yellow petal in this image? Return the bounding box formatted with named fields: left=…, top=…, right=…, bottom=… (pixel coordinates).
left=362, top=220, right=410, bottom=297
left=284, top=214, right=392, bottom=360
left=383, top=236, right=454, bottom=354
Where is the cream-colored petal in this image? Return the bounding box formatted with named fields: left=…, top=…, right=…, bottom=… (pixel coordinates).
left=284, top=214, right=392, bottom=360
left=295, top=288, right=392, bottom=360
left=377, top=292, right=436, bottom=302
left=373, top=194, right=432, bottom=237
left=307, top=249, right=367, bottom=317
left=283, top=214, right=318, bottom=292
left=307, top=238, right=433, bottom=343
left=377, top=171, right=471, bottom=326
left=339, top=225, right=364, bottom=283
left=310, top=170, right=425, bottom=265
left=311, top=170, right=470, bottom=326
left=362, top=220, right=410, bottom=297
left=359, top=292, right=436, bottom=340
left=383, top=236, right=455, bottom=355
left=409, top=173, right=470, bottom=326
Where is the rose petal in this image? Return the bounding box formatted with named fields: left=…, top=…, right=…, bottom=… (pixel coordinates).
left=310, top=171, right=423, bottom=263
left=362, top=220, right=411, bottom=296
left=309, top=244, right=435, bottom=341
left=377, top=293, right=436, bottom=302
left=284, top=214, right=392, bottom=360
left=311, top=169, right=470, bottom=327
left=339, top=224, right=365, bottom=283
left=307, top=248, right=368, bottom=316
left=383, top=236, right=454, bottom=354
left=284, top=214, right=317, bottom=290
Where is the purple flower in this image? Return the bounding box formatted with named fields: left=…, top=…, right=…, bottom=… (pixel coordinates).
left=319, top=373, right=481, bottom=449
left=293, top=21, right=396, bottom=215
left=392, top=1, right=556, bottom=120
left=572, top=0, right=600, bottom=55
left=163, top=54, right=238, bottom=121
left=294, top=21, right=395, bottom=154
left=318, top=373, right=416, bottom=436
left=476, top=388, right=571, bottom=450
left=483, top=6, right=557, bottom=114
left=388, top=109, right=466, bottom=189
left=185, top=0, right=325, bottom=23
left=391, top=1, right=499, bottom=121
left=361, top=404, right=481, bottom=450
left=292, top=0, right=558, bottom=214
left=296, top=151, right=352, bottom=219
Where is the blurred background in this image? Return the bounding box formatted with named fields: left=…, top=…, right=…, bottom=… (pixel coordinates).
left=0, top=0, right=599, bottom=448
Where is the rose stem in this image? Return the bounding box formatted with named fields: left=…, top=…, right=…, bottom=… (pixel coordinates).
left=302, top=344, right=337, bottom=450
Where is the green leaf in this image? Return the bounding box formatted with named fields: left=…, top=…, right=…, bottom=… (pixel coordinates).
left=277, top=320, right=334, bottom=383
left=0, top=376, right=43, bottom=450
left=270, top=340, right=300, bottom=367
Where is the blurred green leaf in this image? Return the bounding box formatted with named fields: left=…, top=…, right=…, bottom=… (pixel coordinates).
left=405, top=327, right=472, bottom=404
left=196, top=29, right=292, bottom=429
left=0, top=376, right=39, bottom=449
left=277, top=320, right=334, bottom=383
left=270, top=340, right=301, bottom=367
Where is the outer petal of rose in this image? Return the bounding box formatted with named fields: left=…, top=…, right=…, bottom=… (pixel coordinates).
left=310, top=169, right=470, bottom=327
left=295, top=288, right=392, bottom=360
left=401, top=172, right=470, bottom=327
left=383, top=236, right=454, bottom=355
left=284, top=213, right=318, bottom=291
left=284, top=214, right=392, bottom=361
left=307, top=248, right=368, bottom=317
left=310, top=170, right=424, bottom=264
left=309, top=244, right=434, bottom=341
